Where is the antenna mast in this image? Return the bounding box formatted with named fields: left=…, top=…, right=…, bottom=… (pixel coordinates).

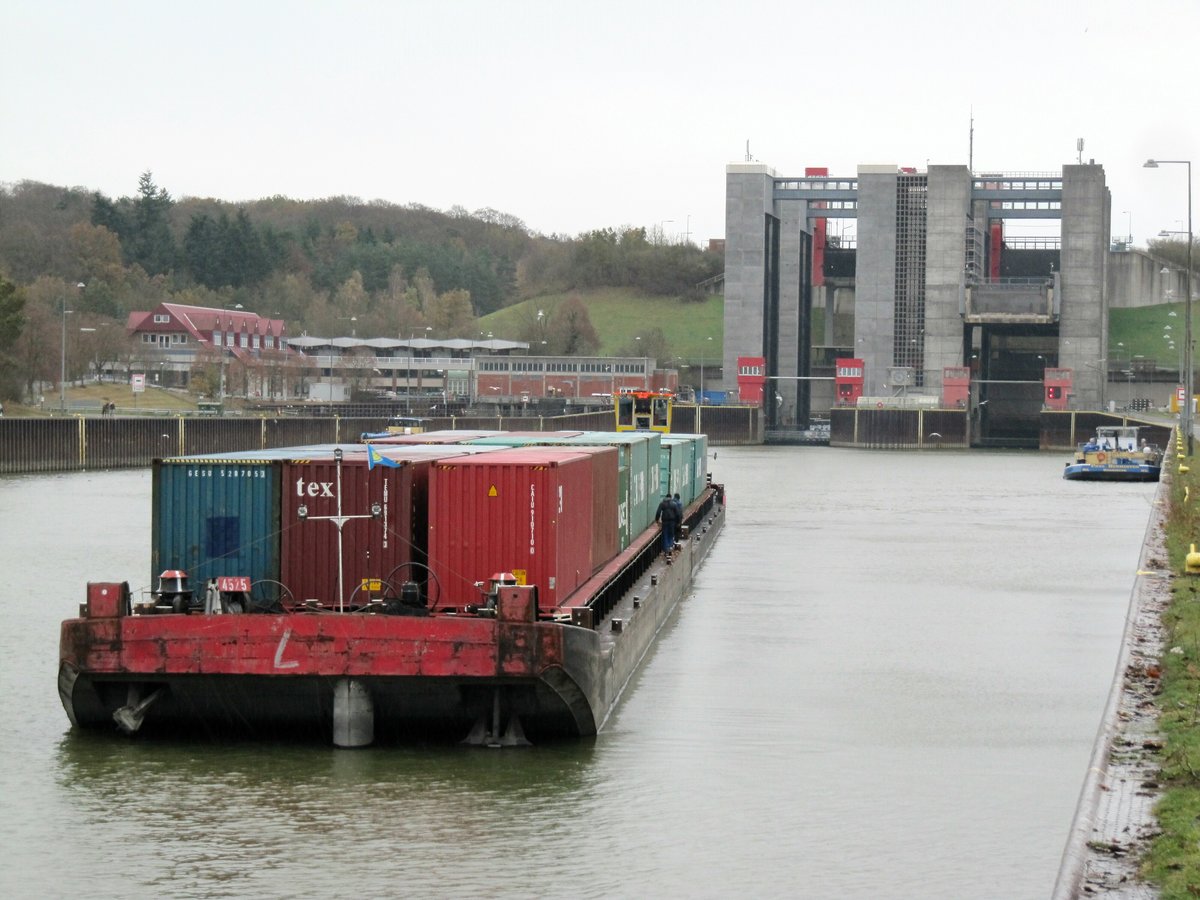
left=968, top=108, right=974, bottom=172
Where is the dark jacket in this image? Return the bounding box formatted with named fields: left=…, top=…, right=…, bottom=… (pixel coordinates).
left=655, top=496, right=679, bottom=526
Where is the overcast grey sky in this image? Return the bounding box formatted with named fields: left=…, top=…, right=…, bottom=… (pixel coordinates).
left=3, top=0, right=1196, bottom=250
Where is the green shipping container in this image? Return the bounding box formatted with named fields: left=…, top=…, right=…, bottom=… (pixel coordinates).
left=670, top=433, right=709, bottom=499
left=561, top=432, right=660, bottom=544
left=660, top=437, right=699, bottom=506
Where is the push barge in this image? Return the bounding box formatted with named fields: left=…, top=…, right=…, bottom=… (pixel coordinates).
left=1063, top=425, right=1162, bottom=482
left=58, top=430, right=724, bottom=746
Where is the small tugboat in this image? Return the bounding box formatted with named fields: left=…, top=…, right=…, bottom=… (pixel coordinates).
left=1063, top=425, right=1162, bottom=482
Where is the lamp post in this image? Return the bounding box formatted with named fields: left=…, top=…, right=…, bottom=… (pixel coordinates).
left=1145, top=158, right=1193, bottom=453
left=59, top=302, right=70, bottom=412
left=59, top=282, right=85, bottom=412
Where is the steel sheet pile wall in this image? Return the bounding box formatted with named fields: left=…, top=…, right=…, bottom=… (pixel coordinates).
left=152, top=459, right=283, bottom=590
left=427, top=449, right=601, bottom=611
left=670, top=404, right=762, bottom=445
left=0, top=406, right=752, bottom=476
left=0, top=418, right=81, bottom=473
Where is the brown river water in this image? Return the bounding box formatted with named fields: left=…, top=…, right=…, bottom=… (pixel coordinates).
left=0, top=446, right=1157, bottom=898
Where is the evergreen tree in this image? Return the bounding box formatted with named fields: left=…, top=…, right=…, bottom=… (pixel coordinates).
left=0, top=276, right=28, bottom=400
left=127, top=171, right=177, bottom=275
left=183, top=213, right=222, bottom=288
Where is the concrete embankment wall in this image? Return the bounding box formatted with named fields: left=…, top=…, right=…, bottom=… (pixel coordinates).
left=1040, top=411, right=1173, bottom=452
left=1052, top=468, right=1170, bottom=897
left=0, top=405, right=763, bottom=475
left=828, top=408, right=1174, bottom=451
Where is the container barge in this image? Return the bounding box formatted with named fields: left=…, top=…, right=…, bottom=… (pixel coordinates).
left=58, top=432, right=725, bottom=746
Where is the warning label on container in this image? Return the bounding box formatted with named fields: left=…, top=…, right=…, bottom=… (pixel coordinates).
left=488, top=484, right=498, bottom=497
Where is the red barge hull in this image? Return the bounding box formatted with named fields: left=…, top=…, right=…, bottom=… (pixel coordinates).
left=59, top=486, right=725, bottom=746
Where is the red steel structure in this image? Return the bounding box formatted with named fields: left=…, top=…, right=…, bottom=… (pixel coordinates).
left=834, top=357, right=865, bottom=407
left=736, top=356, right=766, bottom=405
left=941, top=367, right=971, bottom=409
left=1044, top=368, right=1073, bottom=411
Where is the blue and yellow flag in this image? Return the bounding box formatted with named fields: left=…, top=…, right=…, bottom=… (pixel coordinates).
left=367, top=444, right=402, bottom=470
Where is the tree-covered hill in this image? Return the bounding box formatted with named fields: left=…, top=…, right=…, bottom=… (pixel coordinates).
left=0, top=172, right=723, bottom=401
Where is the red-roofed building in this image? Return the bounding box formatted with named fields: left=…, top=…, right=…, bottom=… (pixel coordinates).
left=126, top=302, right=300, bottom=398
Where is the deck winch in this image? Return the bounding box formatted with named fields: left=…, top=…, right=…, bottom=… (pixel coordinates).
left=466, top=571, right=519, bottom=617
left=154, top=569, right=194, bottom=614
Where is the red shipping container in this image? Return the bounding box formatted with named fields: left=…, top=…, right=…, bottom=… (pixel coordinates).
left=428, top=449, right=598, bottom=612
left=567, top=445, right=619, bottom=571
left=281, top=453, right=456, bottom=608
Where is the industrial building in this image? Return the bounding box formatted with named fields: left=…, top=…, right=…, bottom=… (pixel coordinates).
left=723, top=160, right=1122, bottom=445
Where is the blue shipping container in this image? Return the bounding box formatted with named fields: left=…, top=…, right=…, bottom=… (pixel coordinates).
left=151, top=459, right=283, bottom=589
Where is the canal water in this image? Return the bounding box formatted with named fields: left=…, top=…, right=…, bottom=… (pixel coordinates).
left=0, top=448, right=1156, bottom=899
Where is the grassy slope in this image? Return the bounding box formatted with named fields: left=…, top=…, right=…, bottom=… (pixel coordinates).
left=479, top=289, right=725, bottom=362
left=5, top=383, right=198, bottom=416
left=1144, top=446, right=1200, bottom=896
left=479, top=293, right=1181, bottom=368
left=1109, top=301, right=1191, bottom=366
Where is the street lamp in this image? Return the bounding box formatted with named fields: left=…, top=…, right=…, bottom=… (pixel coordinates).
left=60, top=282, right=85, bottom=412
left=1145, top=158, right=1193, bottom=453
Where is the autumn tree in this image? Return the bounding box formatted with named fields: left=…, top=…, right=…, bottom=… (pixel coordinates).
left=427, top=288, right=475, bottom=336
left=334, top=271, right=368, bottom=318
left=74, top=316, right=126, bottom=382
left=12, top=291, right=56, bottom=401
left=1147, top=237, right=1199, bottom=274
left=371, top=265, right=427, bottom=337
left=546, top=294, right=600, bottom=356
left=619, top=327, right=669, bottom=364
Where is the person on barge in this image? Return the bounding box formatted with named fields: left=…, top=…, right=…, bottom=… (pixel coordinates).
left=655, top=494, right=679, bottom=554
